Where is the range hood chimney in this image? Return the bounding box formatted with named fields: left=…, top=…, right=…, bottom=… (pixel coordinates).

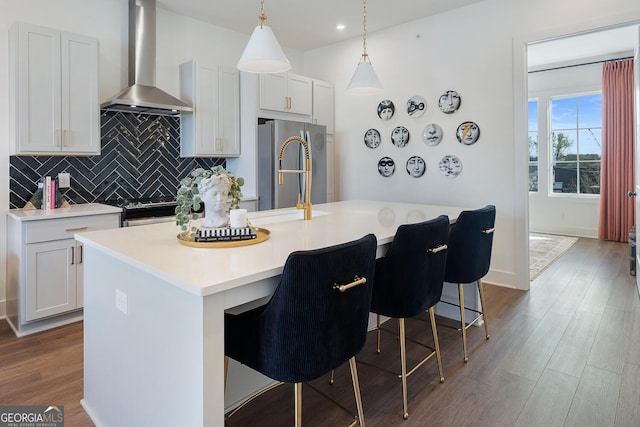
left=101, top=0, right=192, bottom=116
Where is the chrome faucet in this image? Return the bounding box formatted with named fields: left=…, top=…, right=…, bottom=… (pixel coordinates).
left=278, top=136, right=312, bottom=220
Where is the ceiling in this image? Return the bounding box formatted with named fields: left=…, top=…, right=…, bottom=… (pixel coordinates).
left=528, top=25, right=639, bottom=71
left=156, top=0, right=488, bottom=51
left=156, top=1, right=638, bottom=67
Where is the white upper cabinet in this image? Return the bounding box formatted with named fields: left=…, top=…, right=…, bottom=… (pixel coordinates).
left=312, top=79, right=335, bottom=134
left=10, top=22, right=100, bottom=155
left=180, top=61, right=240, bottom=157
left=259, top=72, right=312, bottom=117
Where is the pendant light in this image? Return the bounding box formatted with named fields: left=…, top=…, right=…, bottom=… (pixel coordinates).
left=237, top=0, right=291, bottom=73
left=347, top=0, right=383, bottom=94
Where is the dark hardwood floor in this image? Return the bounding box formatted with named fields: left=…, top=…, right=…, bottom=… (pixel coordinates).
left=2, top=237, right=639, bottom=426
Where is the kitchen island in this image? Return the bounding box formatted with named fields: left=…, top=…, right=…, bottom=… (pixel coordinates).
left=76, top=200, right=469, bottom=427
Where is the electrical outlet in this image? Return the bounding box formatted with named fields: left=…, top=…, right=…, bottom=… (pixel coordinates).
left=58, top=172, right=71, bottom=188
left=115, top=289, right=128, bottom=315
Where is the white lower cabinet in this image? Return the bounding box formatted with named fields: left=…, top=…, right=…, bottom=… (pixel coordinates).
left=25, top=239, right=80, bottom=321
left=6, top=206, right=120, bottom=336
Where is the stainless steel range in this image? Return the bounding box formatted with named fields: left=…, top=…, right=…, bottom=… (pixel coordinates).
left=102, top=197, right=177, bottom=227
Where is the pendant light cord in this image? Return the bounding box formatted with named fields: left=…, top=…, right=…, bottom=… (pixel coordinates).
left=259, top=0, right=267, bottom=28
left=362, top=0, right=368, bottom=58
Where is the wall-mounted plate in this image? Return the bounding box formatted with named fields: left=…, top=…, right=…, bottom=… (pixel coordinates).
left=422, top=123, right=443, bottom=146
left=439, top=155, right=463, bottom=178
left=407, top=96, right=427, bottom=118
left=377, top=100, right=395, bottom=120
left=456, top=121, right=480, bottom=145
left=364, top=128, right=381, bottom=148
left=391, top=126, right=409, bottom=147
left=378, top=157, right=396, bottom=177
left=406, top=156, right=426, bottom=178
left=438, top=90, right=461, bottom=114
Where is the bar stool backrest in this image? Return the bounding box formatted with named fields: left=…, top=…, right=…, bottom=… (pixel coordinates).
left=257, top=234, right=378, bottom=383
left=371, top=215, right=450, bottom=319
left=444, top=205, right=496, bottom=284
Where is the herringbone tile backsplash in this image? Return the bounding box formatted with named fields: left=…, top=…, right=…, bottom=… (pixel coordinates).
left=9, top=111, right=224, bottom=209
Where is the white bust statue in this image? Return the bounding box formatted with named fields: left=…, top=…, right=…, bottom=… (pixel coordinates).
left=198, top=174, right=232, bottom=229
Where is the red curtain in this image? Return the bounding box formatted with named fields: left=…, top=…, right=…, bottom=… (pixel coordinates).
left=598, top=59, right=635, bottom=242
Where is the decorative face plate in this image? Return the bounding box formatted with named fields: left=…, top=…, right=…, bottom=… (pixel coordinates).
left=456, top=121, right=480, bottom=145
left=407, top=96, right=427, bottom=118
left=391, top=126, right=410, bottom=148
left=438, top=90, right=461, bottom=114
left=377, top=100, right=395, bottom=120
left=422, top=123, right=443, bottom=146
left=364, top=128, right=381, bottom=148
left=378, top=157, right=396, bottom=177
left=439, top=155, right=463, bottom=178
left=406, top=156, right=426, bottom=178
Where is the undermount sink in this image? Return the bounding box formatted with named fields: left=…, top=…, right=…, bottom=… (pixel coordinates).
left=250, top=209, right=331, bottom=225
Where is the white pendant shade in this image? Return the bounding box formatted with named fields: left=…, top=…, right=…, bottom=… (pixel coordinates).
left=237, top=24, right=291, bottom=73
left=347, top=57, right=383, bottom=94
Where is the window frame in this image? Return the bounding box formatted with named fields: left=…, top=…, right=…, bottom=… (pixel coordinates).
left=547, top=91, right=602, bottom=198
left=528, top=98, right=539, bottom=193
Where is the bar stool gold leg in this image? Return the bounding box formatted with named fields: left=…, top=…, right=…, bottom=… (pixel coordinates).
left=349, top=357, right=366, bottom=426
left=294, top=383, right=303, bottom=427
left=458, top=283, right=468, bottom=363
left=376, top=314, right=382, bottom=353
left=428, top=307, right=445, bottom=383
left=224, top=356, right=229, bottom=390
left=399, top=318, right=409, bottom=420
left=477, top=279, right=490, bottom=340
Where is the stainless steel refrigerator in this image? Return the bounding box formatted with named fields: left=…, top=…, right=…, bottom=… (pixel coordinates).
left=257, top=120, right=327, bottom=211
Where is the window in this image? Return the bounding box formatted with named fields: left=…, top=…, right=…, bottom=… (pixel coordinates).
left=550, top=94, right=602, bottom=195
left=528, top=100, right=538, bottom=192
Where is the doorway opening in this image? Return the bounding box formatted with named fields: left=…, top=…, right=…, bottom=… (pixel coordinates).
left=525, top=25, right=639, bottom=281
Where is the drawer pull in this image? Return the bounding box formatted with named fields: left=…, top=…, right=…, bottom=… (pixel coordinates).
left=65, top=226, right=88, bottom=232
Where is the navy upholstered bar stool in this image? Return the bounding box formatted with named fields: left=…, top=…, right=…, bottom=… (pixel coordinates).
left=224, top=234, right=377, bottom=427
left=441, top=205, right=496, bottom=362
left=366, top=215, right=450, bottom=420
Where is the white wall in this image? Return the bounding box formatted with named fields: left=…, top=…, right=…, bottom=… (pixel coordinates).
left=303, top=0, right=640, bottom=289
left=528, top=63, right=603, bottom=238
left=0, top=0, right=303, bottom=319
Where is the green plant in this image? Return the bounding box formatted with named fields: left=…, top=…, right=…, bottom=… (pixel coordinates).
left=175, top=166, right=244, bottom=233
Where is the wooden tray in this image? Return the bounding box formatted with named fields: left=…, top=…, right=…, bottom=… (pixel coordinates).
left=177, top=227, right=270, bottom=248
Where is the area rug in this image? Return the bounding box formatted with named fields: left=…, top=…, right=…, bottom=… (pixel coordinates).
left=530, top=233, right=579, bottom=280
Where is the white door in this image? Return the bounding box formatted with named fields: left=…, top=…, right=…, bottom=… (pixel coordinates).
left=16, top=23, right=62, bottom=153
left=635, top=25, right=640, bottom=296
left=218, top=66, right=240, bottom=156
left=287, top=74, right=312, bottom=115
left=259, top=73, right=287, bottom=112
left=25, top=240, right=78, bottom=321
left=61, top=32, right=100, bottom=154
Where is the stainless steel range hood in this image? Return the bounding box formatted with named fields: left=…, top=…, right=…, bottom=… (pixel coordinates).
left=101, top=0, right=192, bottom=116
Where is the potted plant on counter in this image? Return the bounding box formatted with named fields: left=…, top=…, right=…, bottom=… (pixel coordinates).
left=175, top=165, right=244, bottom=234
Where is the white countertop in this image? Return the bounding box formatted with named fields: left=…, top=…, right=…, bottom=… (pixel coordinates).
left=7, top=203, right=122, bottom=221
left=76, top=200, right=466, bottom=297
